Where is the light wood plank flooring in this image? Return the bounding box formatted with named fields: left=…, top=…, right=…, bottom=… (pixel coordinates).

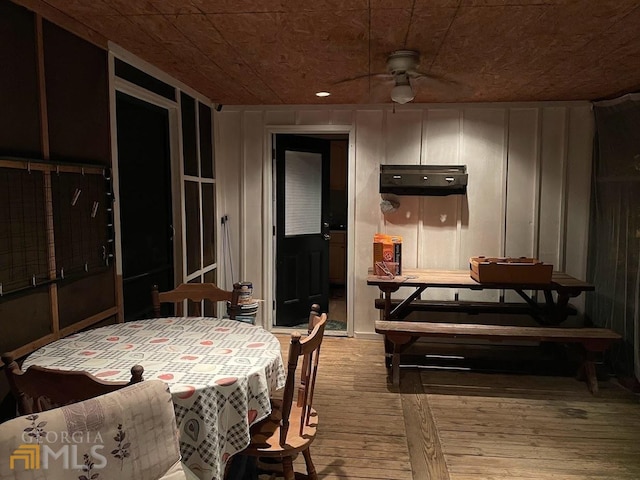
left=273, top=334, right=640, bottom=480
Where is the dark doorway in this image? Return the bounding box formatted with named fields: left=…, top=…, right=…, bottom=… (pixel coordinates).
left=274, top=134, right=331, bottom=327
left=116, top=92, right=173, bottom=320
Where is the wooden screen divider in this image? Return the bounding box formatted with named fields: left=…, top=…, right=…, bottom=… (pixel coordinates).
left=0, top=157, right=118, bottom=365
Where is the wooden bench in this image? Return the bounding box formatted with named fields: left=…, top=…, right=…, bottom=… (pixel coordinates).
left=374, top=298, right=578, bottom=318
left=374, top=320, right=621, bottom=394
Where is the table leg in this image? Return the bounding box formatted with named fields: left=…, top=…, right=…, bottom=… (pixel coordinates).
left=515, top=288, right=547, bottom=324
left=378, top=285, right=400, bottom=370
left=378, top=285, right=400, bottom=320
left=519, top=288, right=579, bottom=325
left=553, top=292, right=572, bottom=323
left=390, top=286, right=427, bottom=319
left=543, top=289, right=581, bottom=325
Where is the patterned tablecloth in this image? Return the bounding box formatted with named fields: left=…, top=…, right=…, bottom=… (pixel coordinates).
left=22, top=317, right=286, bottom=480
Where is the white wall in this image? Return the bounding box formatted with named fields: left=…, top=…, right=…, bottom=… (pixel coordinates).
left=215, top=102, right=594, bottom=336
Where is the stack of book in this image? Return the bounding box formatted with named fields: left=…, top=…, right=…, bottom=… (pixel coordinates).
left=227, top=301, right=259, bottom=324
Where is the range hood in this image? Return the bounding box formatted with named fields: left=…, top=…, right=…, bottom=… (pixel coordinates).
left=379, top=164, right=468, bottom=196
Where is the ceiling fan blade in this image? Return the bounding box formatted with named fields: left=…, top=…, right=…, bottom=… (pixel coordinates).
left=333, top=72, right=392, bottom=85
left=369, top=78, right=395, bottom=104
left=411, top=74, right=474, bottom=101
left=412, top=72, right=469, bottom=91
left=409, top=69, right=459, bottom=84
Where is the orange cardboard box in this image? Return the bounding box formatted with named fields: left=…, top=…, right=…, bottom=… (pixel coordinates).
left=373, top=233, right=402, bottom=275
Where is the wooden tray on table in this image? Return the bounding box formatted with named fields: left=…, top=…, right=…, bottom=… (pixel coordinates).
left=469, top=256, right=553, bottom=284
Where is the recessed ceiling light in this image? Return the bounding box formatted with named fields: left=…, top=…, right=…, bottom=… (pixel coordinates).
left=315, top=91, right=331, bottom=97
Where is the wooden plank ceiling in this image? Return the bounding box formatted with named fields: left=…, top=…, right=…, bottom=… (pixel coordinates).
left=12, top=0, right=640, bottom=105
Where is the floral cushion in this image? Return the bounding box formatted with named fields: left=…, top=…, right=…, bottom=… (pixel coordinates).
left=0, top=380, right=187, bottom=480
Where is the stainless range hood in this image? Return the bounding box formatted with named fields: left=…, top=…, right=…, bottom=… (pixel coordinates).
left=379, top=164, right=468, bottom=196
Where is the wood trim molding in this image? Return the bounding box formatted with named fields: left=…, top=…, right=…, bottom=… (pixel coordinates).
left=1, top=334, right=58, bottom=366
left=11, top=0, right=108, bottom=49
left=1, top=306, right=118, bottom=365
left=58, top=306, right=119, bottom=337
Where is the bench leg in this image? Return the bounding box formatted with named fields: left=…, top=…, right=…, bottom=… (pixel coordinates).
left=577, top=350, right=600, bottom=395
left=385, top=333, right=417, bottom=387
left=577, top=340, right=617, bottom=395
left=584, top=360, right=598, bottom=395
left=384, top=336, right=392, bottom=369
left=392, top=352, right=401, bottom=387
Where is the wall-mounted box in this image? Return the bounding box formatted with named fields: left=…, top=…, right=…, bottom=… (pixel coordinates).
left=380, top=164, right=467, bottom=196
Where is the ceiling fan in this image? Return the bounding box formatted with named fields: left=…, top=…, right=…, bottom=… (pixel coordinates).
left=336, top=50, right=459, bottom=104
left=386, top=50, right=422, bottom=104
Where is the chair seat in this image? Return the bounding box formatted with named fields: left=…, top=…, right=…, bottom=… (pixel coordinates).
left=244, top=403, right=318, bottom=457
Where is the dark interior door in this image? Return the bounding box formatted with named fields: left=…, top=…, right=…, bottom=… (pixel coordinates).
left=116, top=92, right=173, bottom=320
left=275, top=134, right=330, bottom=326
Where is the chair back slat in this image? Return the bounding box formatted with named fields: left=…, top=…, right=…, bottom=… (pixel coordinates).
left=279, top=313, right=327, bottom=445
left=1, top=353, right=143, bottom=415
left=303, top=339, right=323, bottom=429
left=152, top=283, right=233, bottom=317
left=299, top=313, right=326, bottom=433
left=297, top=304, right=322, bottom=406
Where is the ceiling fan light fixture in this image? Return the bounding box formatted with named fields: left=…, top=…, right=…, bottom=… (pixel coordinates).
left=391, top=83, right=414, bottom=104
left=315, top=91, right=331, bottom=97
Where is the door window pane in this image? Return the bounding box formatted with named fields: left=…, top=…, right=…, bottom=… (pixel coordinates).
left=185, top=180, right=201, bottom=275
left=181, top=93, right=198, bottom=177
left=199, top=102, right=213, bottom=178
left=202, top=183, right=216, bottom=267
left=284, top=150, right=321, bottom=236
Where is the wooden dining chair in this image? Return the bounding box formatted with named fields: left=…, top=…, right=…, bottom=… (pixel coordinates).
left=240, top=311, right=327, bottom=480
left=151, top=283, right=234, bottom=317
left=1, top=353, right=144, bottom=415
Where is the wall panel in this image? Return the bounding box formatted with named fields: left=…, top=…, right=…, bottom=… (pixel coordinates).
left=265, top=110, right=296, bottom=125
left=217, top=102, right=593, bottom=335
left=0, top=288, right=51, bottom=354
left=459, top=108, right=506, bottom=302
left=57, top=270, right=115, bottom=328
left=505, top=108, right=538, bottom=258
left=44, top=21, right=110, bottom=164
left=0, top=1, right=41, bottom=158
left=380, top=109, right=423, bottom=270
left=242, top=111, right=265, bottom=316
left=538, top=107, right=567, bottom=268
left=330, top=110, right=354, bottom=125
left=215, top=111, right=242, bottom=290
left=422, top=110, right=462, bottom=273
left=353, top=110, right=385, bottom=335
left=420, top=109, right=462, bottom=299
left=564, top=106, right=594, bottom=310
left=504, top=108, right=539, bottom=302
left=297, top=110, right=331, bottom=125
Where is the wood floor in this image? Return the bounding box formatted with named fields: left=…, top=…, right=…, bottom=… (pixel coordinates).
left=275, top=334, right=640, bottom=480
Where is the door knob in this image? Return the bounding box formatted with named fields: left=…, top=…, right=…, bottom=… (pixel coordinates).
left=323, top=233, right=331, bottom=240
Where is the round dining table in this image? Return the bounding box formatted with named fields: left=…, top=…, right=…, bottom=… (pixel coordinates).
left=22, top=317, right=286, bottom=480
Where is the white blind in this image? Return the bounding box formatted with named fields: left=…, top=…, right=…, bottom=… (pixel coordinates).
left=284, top=150, right=322, bottom=236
